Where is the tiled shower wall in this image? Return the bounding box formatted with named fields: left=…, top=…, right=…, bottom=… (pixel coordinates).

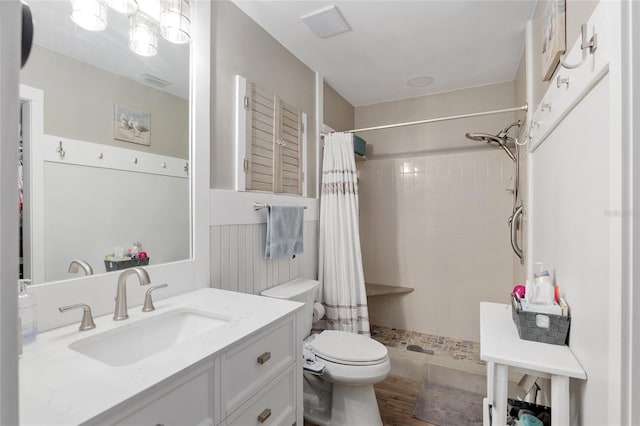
left=359, top=149, right=515, bottom=341
left=210, top=221, right=318, bottom=295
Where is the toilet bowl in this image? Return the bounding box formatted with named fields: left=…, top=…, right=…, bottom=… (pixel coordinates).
left=262, top=278, right=390, bottom=426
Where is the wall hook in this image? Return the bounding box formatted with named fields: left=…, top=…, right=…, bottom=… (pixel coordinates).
left=133, top=157, right=138, bottom=164
left=559, top=23, right=597, bottom=70
left=98, top=152, right=103, bottom=159
left=184, top=162, right=189, bottom=175
left=161, top=162, right=167, bottom=169
left=56, top=141, right=65, bottom=159
left=556, top=75, right=570, bottom=89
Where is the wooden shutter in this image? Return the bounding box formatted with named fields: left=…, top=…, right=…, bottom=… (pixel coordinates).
left=276, top=99, right=302, bottom=195
left=245, top=81, right=276, bottom=192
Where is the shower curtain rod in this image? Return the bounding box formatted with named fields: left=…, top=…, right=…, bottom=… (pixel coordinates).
left=326, top=104, right=528, bottom=135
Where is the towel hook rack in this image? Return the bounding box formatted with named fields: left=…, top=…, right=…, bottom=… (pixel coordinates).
left=559, top=23, right=597, bottom=70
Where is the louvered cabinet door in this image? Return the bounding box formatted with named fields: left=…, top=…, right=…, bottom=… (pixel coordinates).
left=245, top=82, right=276, bottom=192
left=276, top=99, right=302, bottom=195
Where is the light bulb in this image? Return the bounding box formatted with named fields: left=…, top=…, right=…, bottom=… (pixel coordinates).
left=129, top=13, right=158, bottom=57
left=160, top=0, right=190, bottom=44
left=69, top=0, right=108, bottom=32
left=106, top=0, right=138, bottom=14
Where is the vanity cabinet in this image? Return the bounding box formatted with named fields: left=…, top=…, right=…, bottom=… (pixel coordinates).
left=94, top=316, right=298, bottom=426
left=221, top=319, right=295, bottom=417
left=106, top=362, right=216, bottom=426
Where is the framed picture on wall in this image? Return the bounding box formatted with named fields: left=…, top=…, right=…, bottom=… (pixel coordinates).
left=541, top=0, right=566, bottom=81
left=114, top=104, right=151, bottom=145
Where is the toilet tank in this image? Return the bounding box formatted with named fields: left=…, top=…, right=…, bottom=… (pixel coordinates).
left=261, top=278, right=320, bottom=338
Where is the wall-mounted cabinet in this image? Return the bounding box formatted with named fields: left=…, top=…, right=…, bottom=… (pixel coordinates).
left=235, top=76, right=307, bottom=196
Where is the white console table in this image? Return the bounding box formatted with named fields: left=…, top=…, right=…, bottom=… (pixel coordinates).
left=480, top=302, right=586, bottom=426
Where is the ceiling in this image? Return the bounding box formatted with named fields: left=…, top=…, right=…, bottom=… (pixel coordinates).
left=232, top=1, right=537, bottom=107
left=28, top=1, right=189, bottom=99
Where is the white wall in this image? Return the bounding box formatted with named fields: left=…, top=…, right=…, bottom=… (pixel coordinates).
left=531, top=75, right=611, bottom=425
left=361, top=149, right=515, bottom=341
left=43, top=162, right=188, bottom=282
left=209, top=190, right=318, bottom=295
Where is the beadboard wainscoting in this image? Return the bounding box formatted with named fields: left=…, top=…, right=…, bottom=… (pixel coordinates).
left=210, top=190, right=319, bottom=295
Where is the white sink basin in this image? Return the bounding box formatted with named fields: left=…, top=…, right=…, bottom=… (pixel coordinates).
left=68, top=308, right=230, bottom=366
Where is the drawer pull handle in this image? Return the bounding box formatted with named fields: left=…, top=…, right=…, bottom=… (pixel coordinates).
left=257, top=351, right=271, bottom=365
left=258, top=408, right=272, bottom=423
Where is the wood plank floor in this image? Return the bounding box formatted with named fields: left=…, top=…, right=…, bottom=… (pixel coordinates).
left=304, top=375, right=434, bottom=426
left=375, top=375, right=435, bottom=426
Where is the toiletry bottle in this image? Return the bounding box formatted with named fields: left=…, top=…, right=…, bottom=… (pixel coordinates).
left=18, top=279, right=37, bottom=344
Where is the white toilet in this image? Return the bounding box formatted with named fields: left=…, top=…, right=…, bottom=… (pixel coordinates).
left=262, top=278, right=390, bottom=426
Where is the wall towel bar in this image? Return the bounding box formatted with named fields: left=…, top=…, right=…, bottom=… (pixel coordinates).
left=253, top=202, right=307, bottom=211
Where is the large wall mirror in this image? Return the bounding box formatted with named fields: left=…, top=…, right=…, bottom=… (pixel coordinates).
left=20, top=0, right=191, bottom=285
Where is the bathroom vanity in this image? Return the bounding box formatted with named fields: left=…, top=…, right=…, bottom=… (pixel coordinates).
left=19, top=288, right=303, bottom=426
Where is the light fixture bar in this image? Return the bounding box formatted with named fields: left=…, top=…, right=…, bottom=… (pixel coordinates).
left=129, top=12, right=158, bottom=57
left=160, top=0, right=191, bottom=44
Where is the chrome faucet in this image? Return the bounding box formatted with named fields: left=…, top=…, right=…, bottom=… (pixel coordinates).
left=113, top=267, right=151, bottom=321
left=68, top=259, right=93, bottom=275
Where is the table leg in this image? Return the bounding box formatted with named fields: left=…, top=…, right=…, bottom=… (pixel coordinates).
left=551, top=375, right=570, bottom=426
left=493, top=364, right=508, bottom=426
left=487, top=362, right=495, bottom=405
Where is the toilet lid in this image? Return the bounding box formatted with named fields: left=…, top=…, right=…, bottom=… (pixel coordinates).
left=309, top=330, right=388, bottom=365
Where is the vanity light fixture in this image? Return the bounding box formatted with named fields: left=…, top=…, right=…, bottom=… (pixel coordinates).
left=69, top=0, right=190, bottom=57
left=69, top=0, right=108, bottom=32
left=129, top=12, right=158, bottom=57
left=106, top=0, right=138, bottom=14
left=160, top=0, right=191, bottom=44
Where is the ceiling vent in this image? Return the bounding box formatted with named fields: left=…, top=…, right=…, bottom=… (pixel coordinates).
left=139, top=73, right=171, bottom=88
left=301, top=5, right=351, bottom=39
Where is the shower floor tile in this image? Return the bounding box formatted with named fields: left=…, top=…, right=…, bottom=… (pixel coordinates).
left=371, top=324, right=483, bottom=365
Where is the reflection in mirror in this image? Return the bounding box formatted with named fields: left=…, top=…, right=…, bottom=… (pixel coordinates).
left=20, top=0, right=190, bottom=284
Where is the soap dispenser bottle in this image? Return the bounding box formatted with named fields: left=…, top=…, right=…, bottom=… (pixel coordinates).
left=18, top=279, right=37, bottom=344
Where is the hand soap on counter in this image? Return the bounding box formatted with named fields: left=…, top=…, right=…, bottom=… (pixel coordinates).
left=18, top=279, right=37, bottom=344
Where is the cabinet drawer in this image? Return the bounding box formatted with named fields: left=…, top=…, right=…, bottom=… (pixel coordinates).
left=221, top=319, right=294, bottom=416
left=111, top=367, right=214, bottom=426
left=226, top=367, right=295, bottom=426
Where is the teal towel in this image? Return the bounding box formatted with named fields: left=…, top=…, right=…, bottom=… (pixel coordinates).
left=354, top=135, right=367, bottom=156
left=265, top=205, right=304, bottom=259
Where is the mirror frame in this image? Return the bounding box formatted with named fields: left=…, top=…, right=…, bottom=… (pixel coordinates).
left=26, top=1, right=210, bottom=332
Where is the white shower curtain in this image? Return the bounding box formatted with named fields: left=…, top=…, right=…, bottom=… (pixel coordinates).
left=317, top=132, right=370, bottom=336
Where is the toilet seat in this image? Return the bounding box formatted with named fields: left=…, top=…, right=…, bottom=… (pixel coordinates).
left=308, top=330, right=388, bottom=366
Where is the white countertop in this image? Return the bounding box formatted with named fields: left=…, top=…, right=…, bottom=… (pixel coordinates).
left=480, top=302, right=586, bottom=379
left=19, top=288, right=303, bottom=425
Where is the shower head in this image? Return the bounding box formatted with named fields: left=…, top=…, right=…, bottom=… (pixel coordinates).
left=465, top=120, right=521, bottom=162
left=464, top=132, right=506, bottom=146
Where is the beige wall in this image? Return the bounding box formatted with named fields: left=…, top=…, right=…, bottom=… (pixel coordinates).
left=355, top=81, right=525, bottom=158
left=323, top=82, right=354, bottom=131
left=531, top=0, right=599, bottom=109
left=211, top=1, right=317, bottom=195
left=21, top=44, right=188, bottom=159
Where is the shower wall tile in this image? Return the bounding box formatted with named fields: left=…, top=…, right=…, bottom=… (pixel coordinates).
left=359, top=149, right=514, bottom=341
